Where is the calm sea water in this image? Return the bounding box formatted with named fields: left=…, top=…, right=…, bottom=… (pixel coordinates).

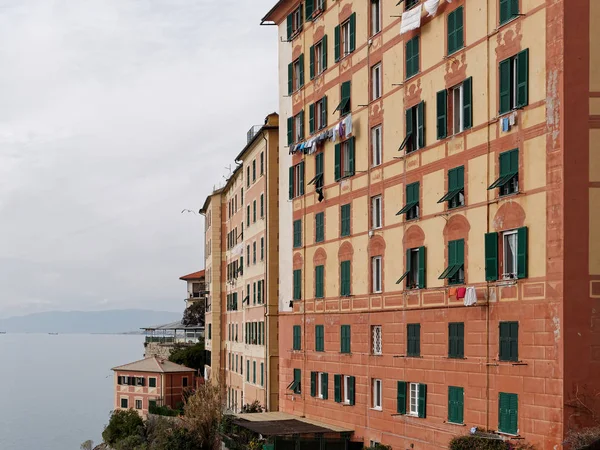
left=0, top=333, right=144, bottom=450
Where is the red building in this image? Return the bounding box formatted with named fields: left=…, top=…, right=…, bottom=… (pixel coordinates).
left=112, top=357, right=196, bottom=416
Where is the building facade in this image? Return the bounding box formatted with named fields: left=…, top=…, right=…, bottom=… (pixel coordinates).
left=200, top=113, right=280, bottom=412
left=263, top=0, right=600, bottom=449
left=180, top=270, right=207, bottom=308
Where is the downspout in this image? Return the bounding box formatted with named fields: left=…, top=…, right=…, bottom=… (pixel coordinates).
left=262, top=131, right=269, bottom=411
left=485, top=0, right=492, bottom=431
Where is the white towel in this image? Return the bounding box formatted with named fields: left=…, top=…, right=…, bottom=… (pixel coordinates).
left=464, top=287, right=477, bottom=306
left=424, top=0, right=440, bottom=17
left=344, top=114, right=353, bottom=136
left=400, top=4, right=422, bottom=34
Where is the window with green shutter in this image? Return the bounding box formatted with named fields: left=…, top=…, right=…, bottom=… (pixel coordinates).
left=438, top=166, right=465, bottom=208
left=247, top=360, right=250, bottom=382
left=499, top=50, right=529, bottom=114
left=438, top=239, right=465, bottom=285
left=407, top=324, right=421, bottom=357
left=293, top=269, right=302, bottom=300
left=406, top=36, right=420, bottom=79
left=321, top=373, right=329, bottom=399
left=253, top=200, right=256, bottom=223
left=293, top=368, right=302, bottom=394
left=340, top=325, right=351, bottom=353
left=448, top=386, right=464, bottom=424
left=253, top=361, right=256, bottom=384
left=397, top=246, right=426, bottom=289
left=499, top=0, right=519, bottom=25
left=310, top=36, right=327, bottom=79
left=293, top=219, right=302, bottom=248
left=498, top=392, right=518, bottom=434
left=397, top=182, right=420, bottom=220
left=334, top=374, right=342, bottom=403
left=436, top=89, right=447, bottom=140
left=310, top=371, right=317, bottom=397
left=315, top=212, right=325, bottom=243
left=340, top=260, right=351, bottom=296
left=397, top=381, right=407, bottom=414
left=447, top=6, right=464, bottom=55
left=286, top=5, right=303, bottom=41
left=488, top=149, right=519, bottom=195
left=334, top=81, right=351, bottom=116
left=448, top=323, right=465, bottom=358
left=348, top=376, right=356, bottom=405
left=402, top=102, right=425, bottom=153
left=315, top=152, right=324, bottom=188
left=260, top=363, right=264, bottom=386
left=315, top=265, right=324, bottom=299
left=293, top=325, right=301, bottom=350
left=485, top=232, right=499, bottom=281
left=340, top=203, right=351, bottom=236
left=315, top=324, right=324, bottom=351
left=499, top=321, right=519, bottom=362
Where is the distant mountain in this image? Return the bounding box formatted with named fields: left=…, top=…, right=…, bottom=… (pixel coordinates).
left=0, top=309, right=182, bottom=334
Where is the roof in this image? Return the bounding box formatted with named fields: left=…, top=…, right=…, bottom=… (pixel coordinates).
left=112, top=356, right=195, bottom=373
left=179, top=270, right=205, bottom=281
left=235, top=113, right=279, bottom=162
left=231, top=412, right=353, bottom=436
left=141, top=320, right=204, bottom=331
left=262, top=0, right=289, bottom=23
left=199, top=188, right=224, bottom=215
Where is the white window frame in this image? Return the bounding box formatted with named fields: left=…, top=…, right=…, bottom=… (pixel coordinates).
left=503, top=230, right=518, bottom=279
left=371, top=0, right=381, bottom=36
left=512, top=58, right=518, bottom=110
left=292, top=7, right=302, bottom=36
left=372, top=125, right=382, bottom=167
left=372, top=378, right=383, bottom=410
left=292, top=163, right=302, bottom=198
left=316, top=98, right=325, bottom=130
left=409, top=248, right=420, bottom=288
left=409, top=382, right=419, bottom=416
left=294, top=113, right=302, bottom=142
left=343, top=375, right=351, bottom=404
left=371, top=195, right=382, bottom=230
left=318, top=372, right=325, bottom=399
left=452, top=83, right=464, bottom=134
left=293, top=59, right=301, bottom=92
left=135, top=399, right=142, bottom=410
left=342, top=20, right=351, bottom=57
left=372, top=63, right=382, bottom=100
left=372, top=325, right=382, bottom=355
left=341, top=140, right=351, bottom=177
left=315, top=40, right=324, bottom=76
left=372, top=256, right=382, bottom=293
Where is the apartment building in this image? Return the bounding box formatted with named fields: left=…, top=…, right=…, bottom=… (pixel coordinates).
left=263, top=0, right=600, bottom=448
left=200, top=113, right=280, bottom=412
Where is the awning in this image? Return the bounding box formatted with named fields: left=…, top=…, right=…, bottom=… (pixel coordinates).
left=438, top=188, right=462, bottom=203
left=333, top=98, right=349, bottom=114
left=397, top=201, right=418, bottom=215
left=399, top=133, right=412, bottom=152
left=488, top=172, right=517, bottom=190
left=396, top=271, right=409, bottom=284
left=439, top=264, right=463, bottom=280
left=231, top=412, right=353, bottom=437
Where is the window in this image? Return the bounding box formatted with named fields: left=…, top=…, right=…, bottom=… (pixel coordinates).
left=439, top=166, right=465, bottom=208
left=485, top=227, right=528, bottom=281
left=447, top=6, right=464, bottom=55
left=371, top=125, right=382, bottom=167
left=372, top=325, right=382, bottom=355
left=253, top=361, right=256, bottom=384
left=334, top=81, right=351, bottom=117
left=448, top=323, right=465, bottom=358
left=260, top=152, right=264, bottom=175
left=340, top=375, right=355, bottom=405
left=315, top=265, right=324, bottom=299
left=182, top=377, right=188, bottom=387
left=246, top=246, right=250, bottom=266
left=288, top=161, right=305, bottom=199
left=310, top=37, right=328, bottom=79
left=499, top=50, right=529, bottom=114
left=406, top=36, right=420, bottom=79
left=260, top=237, right=264, bottom=261
left=293, top=269, right=302, bottom=300
left=371, top=0, right=381, bottom=35
left=286, top=5, right=303, bottom=40
left=340, top=203, right=351, bottom=236
left=261, top=363, right=264, bottom=387
left=315, top=324, right=324, bottom=351
left=499, top=321, right=519, bottom=362
left=208, top=323, right=212, bottom=340
left=288, top=55, right=305, bottom=95
left=287, top=111, right=305, bottom=146
left=314, top=152, right=324, bottom=190
left=409, top=382, right=426, bottom=417
left=372, top=379, right=383, bottom=410
left=246, top=205, right=250, bottom=227
left=253, top=200, right=257, bottom=223
left=371, top=195, right=382, bottom=229
left=305, top=0, right=325, bottom=21
left=334, top=14, right=356, bottom=62
left=318, top=372, right=329, bottom=399
left=500, top=0, right=520, bottom=25
left=252, top=160, right=256, bottom=182
left=334, top=138, right=355, bottom=180
left=246, top=360, right=250, bottom=382
left=439, top=239, right=465, bottom=285
left=257, top=281, right=262, bottom=304
left=437, top=79, right=473, bottom=139
left=121, top=398, right=128, bottom=408
left=253, top=241, right=256, bottom=264
left=309, top=97, right=328, bottom=134
left=406, top=0, right=419, bottom=8
left=498, top=392, right=518, bottom=434
left=149, top=378, right=156, bottom=388
left=489, top=149, right=519, bottom=196
left=407, top=324, right=421, bottom=357
left=448, top=386, right=464, bottom=424
left=253, top=283, right=257, bottom=304
left=397, top=247, right=426, bottom=289
left=340, top=261, right=351, bottom=296
left=398, top=182, right=420, bottom=220
left=246, top=167, right=250, bottom=187
left=403, top=102, right=425, bottom=153
left=372, top=256, right=382, bottom=293
left=372, top=63, right=382, bottom=100
left=260, top=194, right=264, bottom=218
left=340, top=324, right=351, bottom=353
left=292, top=368, right=302, bottom=394
left=293, top=219, right=302, bottom=248
left=315, top=212, right=325, bottom=243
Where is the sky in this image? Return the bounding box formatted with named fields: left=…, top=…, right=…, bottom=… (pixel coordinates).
left=0, top=0, right=279, bottom=318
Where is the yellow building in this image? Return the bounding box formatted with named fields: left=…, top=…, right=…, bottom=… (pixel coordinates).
left=262, top=0, right=600, bottom=449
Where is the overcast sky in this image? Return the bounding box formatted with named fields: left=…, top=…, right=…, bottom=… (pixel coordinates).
left=0, top=0, right=278, bottom=318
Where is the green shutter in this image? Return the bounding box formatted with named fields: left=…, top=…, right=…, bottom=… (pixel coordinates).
left=417, top=101, right=425, bottom=149
left=315, top=213, right=324, bottom=243
left=448, top=386, right=464, bottom=424
left=341, top=260, right=351, bottom=296
left=322, top=373, right=329, bottom=399
left=341, top=81, right=351, bottom=115
left=299, top=54, right=305, bottom=88
left=294, top=368, right=301, bottom=393
left=406, top=36, right=419, bottom=78
left=448, top=7, right=456, bottom=54
left=455, top=7, right=464, bottom=51
left=485, top=232, right=499, bottom=281
left=305, top=0, right=313, bottom=21
left=418, top=246, right=426, bottom=289
left=405, top=249, right=412, bottom=288
left=341, top=204, right=350, bottom=237
left=334, top=143, right=341, bottom=180
left=299, top=111, right=305, bottom=141
left=436, top=90, right=447, bottom=140
left=463, top=77, right=473, bottom=129
left=349, top=13, right=356, bottom=53
left=341, top=324, right=351, bottom=353
left=293, top=269, right=302, bottom=300
left=517, top=227, right=528, bottom=279
left=511, top=0, right=519, bottom=16
left=499, top=0, right=510, bottom=24
left=397, top=381, right=407, bottom=414
left=348, top=137, right=355, bottom=176
left=288, top=166, right=293, bottom=199
left=418, top=383, right=427, bottom=418
left=315, top=266, right=324, bottom=299
left=499, top=322, right=510, bottom=361
left=334, top=25, right=340, bottom=62
left=516, top=49, right=529, bottom=108
left=309, top=45, right=315, bottom=80
left=286, top=14, right=293, bottom=40
left=322, top=35, right=328, bottom=70
left=288, top=62, right=293, bottom=95
left=334, top=374, right=341, bottom=402
left=499, top=393, right=518, bottom=434
left=322, top=95, right=328, bottom=127
left=349, top=376, right=356, bottom=405
left=499, top=59, right=511, bottom=114
left=311, top=371, right=317, bottom=397
left=287, top=117, right=293, bottom=146
left=309, top=103, right=315, bottom=134
left=299, top=161, right=305, bottom=195
left=406, top=107, right=413, bottom=142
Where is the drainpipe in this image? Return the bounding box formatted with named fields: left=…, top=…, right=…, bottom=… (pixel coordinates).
left=485, top=0, right=492, bottom=431
left=262, top=131, right=270, bottom=411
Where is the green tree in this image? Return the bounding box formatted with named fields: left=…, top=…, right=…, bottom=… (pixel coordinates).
left=102, top=409, right=145, bottom=447
left=182, top=301, right=205, bottom=327
left=169, top=342, right=205, bottom=370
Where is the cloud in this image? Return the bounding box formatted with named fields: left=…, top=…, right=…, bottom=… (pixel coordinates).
left=0, top=0, right=278, bottom=318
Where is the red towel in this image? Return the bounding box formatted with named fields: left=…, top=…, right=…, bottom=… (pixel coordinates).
left=457, top=287, right=466, bottom=299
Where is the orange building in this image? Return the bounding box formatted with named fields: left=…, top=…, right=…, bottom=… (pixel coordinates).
left=262, top=0, right=600, bottom=449
left=112, top=357, right=195, bottom=417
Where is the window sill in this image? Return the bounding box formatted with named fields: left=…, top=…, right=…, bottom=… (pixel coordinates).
left=447, top=46, right=465, bottom=58
left=371, top=407, right=383, bottom=412
left=498, top=191, right=520, bottom=199
left=496, top=431, right=520, bottom=437
left=370, top=30, right=382, bottom=38
left=445, top=421, right=466, bottom=427
left=405, top=73, right=419, bottom=82
left=371, top=353, right=383, bottom=357
left=447, top=204, right=465, bottom=211
left=498, top=15, right=521, bottom=29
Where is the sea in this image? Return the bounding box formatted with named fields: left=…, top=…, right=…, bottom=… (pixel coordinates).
left=0, top=333, right=144, bottom=450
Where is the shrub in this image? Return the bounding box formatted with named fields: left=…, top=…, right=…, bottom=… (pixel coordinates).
left=102, top=409, right=145, bottom=446
left=148, top=403, right=179, bottom=417
left=449, top=435, right=536, bottom=450
left=565, top=427, right=600, bottom=450
left=169, top=342, right=205, bottom=370
left=241, top=401, right=264, bottom=413
left=366, top=445, right=392, bottom=450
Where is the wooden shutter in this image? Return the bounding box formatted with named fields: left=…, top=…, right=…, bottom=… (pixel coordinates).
left=299, top=110, right=305, bottom=141
left=418, top=383, right=427, bottom=418
left=334, top=25, right=340, bottom=62
left=499, top=59, right=511, bottom=114
left=349, top=376, right=356, bottom=405
left=334, top=143, right=341, bottom=180
left=289, top=166, right=294, bottom=200
left=448, top=323, right=456, bottom=357
left=348, top=137, right=355, bottom=176
left=305, top=0, right=313, bottom=21
left=463, top=77, right=473, bottom=129
left=340, top=324, right=346, bottom=352
left=299, top=161, right=305, bottom=195
left=499, top=322, right=511, bottom=360
left=299, top=54, right=305, bottom=88
left=516, top=49, right=529, bottom=108
left=322, top=35, right=328, bottom=70
left=397, top=381, right=407, bottom=414
left=286, top=14, right=293, bottom=40
left=117, top=376, right=122, bottom=385
left=311, top=372, right=317, bottom=397
left=509, top=393, right=518, bottom=434
left=287, top=117, right=293, bottom=146
left=405, top=248, right=412, bottom=288
left=418, top=246, right=426, bottom=289
left=406, top=107, right=413, bottom=143
left=288, top=62, right=293, bottom=95
left=417, top=101, right=425, bottom=149
left=309, top=45, right=315, bottom=80
left=334, top=374, right=341, bottom=402
left=511, top=0, right=519, bottom=16
left=309, top=103, right=315, bottom=134
left=517, top=226, right=528, bottom=279
left=349, top=13, right=356, bottom=52
left=499, top=0, right=510, bottom=24
left=322, top=96, right=328, bottom=127
left=316, top=265, right=324, bottom=298
left=455, top=7, right=464, bottom=50
left=436, top=90, right=447, bottom=140
left=448, top=8, right=456, bottom=54
left=457, top=322, right=464, bottom=357
left=485, top=232, right=499, bottom=281
left=322, top=373, right=329, bottom=399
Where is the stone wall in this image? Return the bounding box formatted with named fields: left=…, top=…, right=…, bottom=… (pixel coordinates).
left=143, top=342, right=175, bottom=360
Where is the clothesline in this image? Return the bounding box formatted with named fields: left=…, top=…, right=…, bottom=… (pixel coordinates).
left=289, top=113, right=353, bottom=155
left=400, top=0, right=453, bottom=34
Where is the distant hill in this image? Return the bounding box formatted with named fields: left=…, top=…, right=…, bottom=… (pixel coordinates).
left=0, top=309, right=182, bottom=334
